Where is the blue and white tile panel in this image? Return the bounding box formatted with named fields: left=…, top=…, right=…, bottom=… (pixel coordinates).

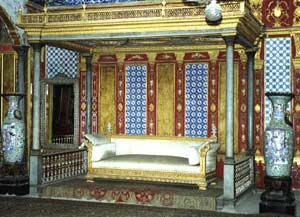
left=264, top=38, right=291, bottom=126
left=125, top=64, right=147, bottom=135
left=51, top=0, right=139, bottom=6
left=46, top=46, right=78, bottom=79
left=185, top=63, right=208, bottom=137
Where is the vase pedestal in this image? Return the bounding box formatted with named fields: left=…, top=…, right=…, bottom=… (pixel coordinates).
left=0, top=162, right=29, bottom=195
left=259, top=176, right=296, bottom=216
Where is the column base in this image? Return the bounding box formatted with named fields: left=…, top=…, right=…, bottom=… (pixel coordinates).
left=259, top=176, right=296, bottom=216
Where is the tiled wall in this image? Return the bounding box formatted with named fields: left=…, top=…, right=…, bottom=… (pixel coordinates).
left=264, top=37, right=291, bottom=125
left=46, top=46, right=78, bottom=79
left=185, top=63, right=208, bottom=137
left=125, top=64, right=147, bottom=135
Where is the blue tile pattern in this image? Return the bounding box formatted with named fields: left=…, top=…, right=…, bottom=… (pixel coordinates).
left=125, top=64, right=147, bottom=135
left=50, top=0, right=140, bottom=6
left=264, top=38, right=291, bottom=125
left=185, top=63, right=208, bottom=137
left=46, top=46, right=78, bottom=79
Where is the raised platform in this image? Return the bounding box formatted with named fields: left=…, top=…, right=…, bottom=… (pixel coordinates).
left=40, top=177, right=222, bottom=211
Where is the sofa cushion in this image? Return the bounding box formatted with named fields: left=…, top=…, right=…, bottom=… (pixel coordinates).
left=111, top=137, right=205, bottom=165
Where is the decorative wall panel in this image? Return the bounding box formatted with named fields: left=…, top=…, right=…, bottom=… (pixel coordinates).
left=92, top=64, right=98, bottom=133
left=147, top=62, right=156, bottom=135
left=157, top=63, right=175, bottom=136
left=46, top=46, right=78, bottom=79
left=207, top=55, right=219, bottom=138
left=262, top=0, right=295, bottom=27
left=79, top=71, right=86, bottom=141
left=116, top=62, right=125, bottom=134
left=99, top=65, right=116, bottom=134
left=175, top=62, right=185, bottom=136
left=185, top=63, right=208, bottom=137
left=264, top=38, right=291, bottom=126
left=254, top=66, right=264, bottom=153
left=125, top=64, right=147, bottom=135
left=238, top=59, right=248, bottom=152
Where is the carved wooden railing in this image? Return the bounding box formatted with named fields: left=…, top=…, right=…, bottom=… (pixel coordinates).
left=52, top=135, right=74, bottom=144
left=234, top=156, right=254, bottom=198
left=42, top=148, right=87, bottom=184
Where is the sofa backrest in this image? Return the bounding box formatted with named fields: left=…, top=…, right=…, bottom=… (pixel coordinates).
left=111, top=136, right=216, bottom=165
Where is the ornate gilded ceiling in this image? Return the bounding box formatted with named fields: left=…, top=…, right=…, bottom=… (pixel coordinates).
left=18, top=0, right=263, bottom=53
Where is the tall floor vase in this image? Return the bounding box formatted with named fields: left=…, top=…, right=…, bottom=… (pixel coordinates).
left=259, top=92, right=296, bottom=216
left=0, top=93, right=28, bottom=195
left=1, top=94, right=25, bottom=164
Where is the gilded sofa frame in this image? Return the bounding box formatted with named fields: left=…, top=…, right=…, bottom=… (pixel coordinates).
left=85, top=135, right=219, bottom=190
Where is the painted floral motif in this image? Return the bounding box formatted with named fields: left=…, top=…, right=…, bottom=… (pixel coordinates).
left=265, top=130, right=289, bottom=165
left=134, top=190, right=155, bottom=203
left=90, top=187, right=107, bottom=200
left=111, top=190, right=130, bottom=202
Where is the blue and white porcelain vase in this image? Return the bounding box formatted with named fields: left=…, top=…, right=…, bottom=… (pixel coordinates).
left=1, top=94, right=25, bottom=164
left=264, top=92, right=294, bottom=177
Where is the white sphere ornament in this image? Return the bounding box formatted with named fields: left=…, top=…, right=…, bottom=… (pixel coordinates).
left=205, top=0, right=222, bottom=22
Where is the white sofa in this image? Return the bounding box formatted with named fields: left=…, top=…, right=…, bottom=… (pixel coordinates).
left=84, top=134, right=220, bottom=190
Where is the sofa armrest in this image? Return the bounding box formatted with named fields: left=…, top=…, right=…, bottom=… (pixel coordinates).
left=199, top=141, right=220, bottom=177
left=84, top=133, right=110, bottom=145
left=84, top=134, right=116, bottom=162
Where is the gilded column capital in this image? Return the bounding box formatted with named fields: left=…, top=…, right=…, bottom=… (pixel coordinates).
left=254, top=59, right=264, bottom=70
left=239, top=50, right=247, bottom=61
left=293, top=58, right=300, bottom=69
left=147, top=53, right=156, bottom=63
left=175, top=52, right=185, bottom=62
left=116, top=53, right=126, bottom=62
left=208, top=50, right=219, bottom=61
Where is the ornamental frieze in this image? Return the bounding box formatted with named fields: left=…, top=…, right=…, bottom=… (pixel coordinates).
left=19, top=1, right=241, bottom=24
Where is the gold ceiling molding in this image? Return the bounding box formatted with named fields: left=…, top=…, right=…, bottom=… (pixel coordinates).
left=17, top=0, right=262, bottom=52
left=19, top=1, right=243, bottom=25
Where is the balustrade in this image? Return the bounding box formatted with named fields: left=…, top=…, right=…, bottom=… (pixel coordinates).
left=42, top=148, right=87, bottom=184
left=52, top=135, right=74, bottom=144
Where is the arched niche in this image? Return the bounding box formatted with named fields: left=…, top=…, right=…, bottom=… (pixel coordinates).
left=41, top=73, right=79, bottom=150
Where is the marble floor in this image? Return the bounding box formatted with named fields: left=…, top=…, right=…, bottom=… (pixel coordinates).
left=230, top=188, right=300, bottom=217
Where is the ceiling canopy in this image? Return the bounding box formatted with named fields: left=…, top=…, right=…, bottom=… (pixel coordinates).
left=18, top=0, right=263, bottom=53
